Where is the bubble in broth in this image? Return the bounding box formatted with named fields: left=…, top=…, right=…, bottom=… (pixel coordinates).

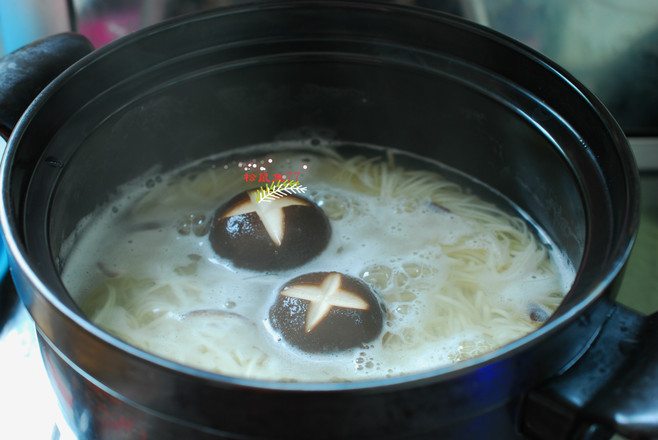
left=60, top=143, right=574, bottom=382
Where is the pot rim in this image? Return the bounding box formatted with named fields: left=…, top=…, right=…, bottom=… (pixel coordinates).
left=0, top=0, right=640, bottom=392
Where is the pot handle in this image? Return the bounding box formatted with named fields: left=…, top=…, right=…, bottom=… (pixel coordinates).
left=0, top=33, right=94, bottom=139
left=522, top=304, right=658, bottom=440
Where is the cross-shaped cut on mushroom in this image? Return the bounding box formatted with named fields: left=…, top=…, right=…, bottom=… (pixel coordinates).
left=210, top=190, right=331, bottom=271
left=221, top=191, right=309, bottom=246
left=281, top=272, right=370, bottom=332
left=270, top=271, right=384, bottom=352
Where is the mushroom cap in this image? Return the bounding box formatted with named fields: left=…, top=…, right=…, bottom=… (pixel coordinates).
left=269, top=272, right=385, bottom=353
left=209, top=190, right=331, bottom=271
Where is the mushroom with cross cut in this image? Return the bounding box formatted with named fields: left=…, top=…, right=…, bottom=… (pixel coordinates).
left=209, top=190, right=331, bottom=271
left=269, top=272, right=385, bottom=353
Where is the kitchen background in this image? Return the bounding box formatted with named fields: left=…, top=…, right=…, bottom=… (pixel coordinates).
left=0, top=1, right=656, bottom=439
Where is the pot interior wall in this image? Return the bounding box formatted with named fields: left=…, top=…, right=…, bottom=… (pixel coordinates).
left=42, top=56, right=586, bottom=307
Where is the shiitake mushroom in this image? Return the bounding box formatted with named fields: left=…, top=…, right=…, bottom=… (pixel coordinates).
left=209, top=190, right=331, bottom=271
left=269, top=272, right=385, bottom=353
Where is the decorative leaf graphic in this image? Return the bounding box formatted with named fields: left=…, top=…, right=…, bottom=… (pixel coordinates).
left=255, top=180, right=308, bottom=203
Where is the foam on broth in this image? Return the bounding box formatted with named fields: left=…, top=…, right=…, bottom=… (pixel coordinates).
left=61, top=143, right=574, bottom=382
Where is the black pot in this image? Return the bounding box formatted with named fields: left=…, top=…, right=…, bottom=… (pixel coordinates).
left=1, top=3, right=656, bottom=439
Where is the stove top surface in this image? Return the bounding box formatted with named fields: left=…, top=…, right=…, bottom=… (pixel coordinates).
left=0, top=293, right=75, bottom=440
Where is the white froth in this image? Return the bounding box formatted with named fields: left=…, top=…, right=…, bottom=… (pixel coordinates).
left=60, top=147, right=575, bottom=382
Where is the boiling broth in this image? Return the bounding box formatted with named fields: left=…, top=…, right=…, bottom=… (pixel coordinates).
left=61, top=143, right=574, bottom=381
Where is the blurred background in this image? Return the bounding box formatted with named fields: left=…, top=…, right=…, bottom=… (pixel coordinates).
left=1, top=0, right=656, bottom=136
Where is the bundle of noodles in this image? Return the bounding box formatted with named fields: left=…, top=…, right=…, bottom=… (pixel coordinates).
left=329, top=153, right=564, bottom=362
left=68, top=146, right=570, bottom=381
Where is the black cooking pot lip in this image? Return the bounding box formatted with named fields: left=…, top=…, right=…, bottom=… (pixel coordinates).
left=0, top=0, right=640, bottom=391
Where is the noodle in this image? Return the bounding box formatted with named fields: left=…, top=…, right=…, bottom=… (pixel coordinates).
left=61, top=145, right=574, bottom=381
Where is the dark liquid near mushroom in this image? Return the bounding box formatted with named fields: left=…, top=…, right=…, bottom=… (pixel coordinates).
left=61, top=142, right=574, bottom=381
